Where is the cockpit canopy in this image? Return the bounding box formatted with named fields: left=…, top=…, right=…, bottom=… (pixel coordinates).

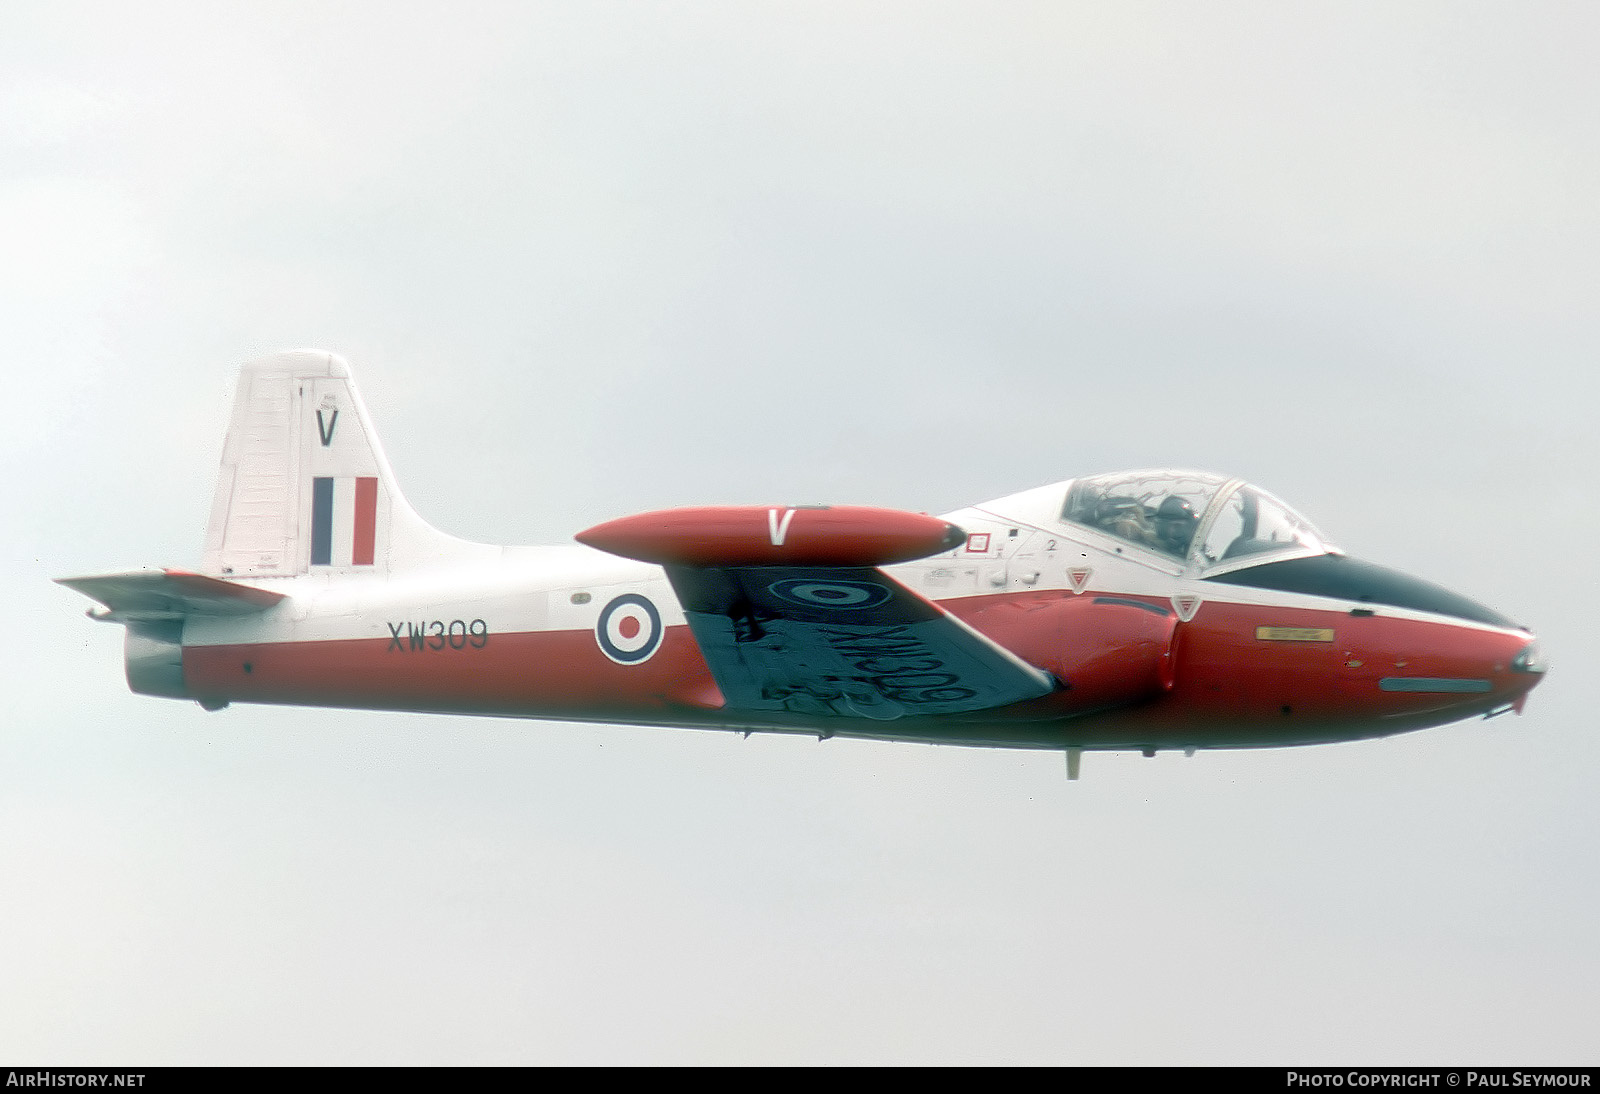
left=1061, top=469, right=1333, bottom=572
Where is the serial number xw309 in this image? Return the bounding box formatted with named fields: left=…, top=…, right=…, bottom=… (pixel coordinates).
left=386, top=619, right=489, bottom=651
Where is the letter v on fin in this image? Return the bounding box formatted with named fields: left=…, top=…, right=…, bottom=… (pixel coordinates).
left=768, top=508, right=798, bottom=546
left=316, top=408, right=338, bottom=447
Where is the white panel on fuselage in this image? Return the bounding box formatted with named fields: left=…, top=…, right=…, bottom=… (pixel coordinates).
left=180, top=546, right=680, bottom=648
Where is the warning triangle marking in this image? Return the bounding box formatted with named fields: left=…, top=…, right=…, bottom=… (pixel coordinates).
left=1171, top=594, right=1201, bottom=622
left=1066, top=567, right=1092, bottom=595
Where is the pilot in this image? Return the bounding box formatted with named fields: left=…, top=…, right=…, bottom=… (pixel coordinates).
left=1153, top=496, right=1198, bottom=557
left=1095, top=497, right=1150, bottom=543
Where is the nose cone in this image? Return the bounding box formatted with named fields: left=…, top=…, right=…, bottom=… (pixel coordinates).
left=1503, top=633, right=1549, bottom=711
left=1371, top=625, right=1546, bottom=720
left=1209, top=553, right=1546, bottom=720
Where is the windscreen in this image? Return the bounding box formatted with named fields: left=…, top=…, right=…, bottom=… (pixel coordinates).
left=1195, top=484, right=1327, bottom=566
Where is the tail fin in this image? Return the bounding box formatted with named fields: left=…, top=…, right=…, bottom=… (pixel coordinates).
left=200, top=350, right=472, bottom=577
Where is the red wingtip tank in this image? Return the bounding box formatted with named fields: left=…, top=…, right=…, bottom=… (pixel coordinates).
left=576, top=505, right=966, bottom=567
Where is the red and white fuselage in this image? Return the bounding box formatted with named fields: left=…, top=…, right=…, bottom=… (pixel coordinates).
left=62, top=352, right=1545, bottom=761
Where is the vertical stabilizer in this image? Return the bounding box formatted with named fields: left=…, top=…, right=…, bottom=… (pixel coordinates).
left=200, top=351, right=473, bottom=577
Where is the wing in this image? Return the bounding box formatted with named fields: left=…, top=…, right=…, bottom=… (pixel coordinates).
left=579, top=504, right=1056, bottom=720
left=56, top=569, right=287, bottom=622
left=665, top=564, right=1055, bottom=720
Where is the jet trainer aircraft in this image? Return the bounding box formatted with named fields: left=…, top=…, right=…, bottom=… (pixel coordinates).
left=61, top=352, right=1546, bottom=776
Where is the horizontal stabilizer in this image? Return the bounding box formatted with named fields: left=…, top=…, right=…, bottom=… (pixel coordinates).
left=56, top=569, right=287, bottom=623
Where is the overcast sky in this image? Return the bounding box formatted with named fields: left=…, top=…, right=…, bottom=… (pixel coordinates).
left=4, top=1, right=1597, bottom=1064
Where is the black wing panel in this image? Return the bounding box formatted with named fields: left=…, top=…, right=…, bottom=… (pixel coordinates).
left=665, top=565, right=1055, bottom=720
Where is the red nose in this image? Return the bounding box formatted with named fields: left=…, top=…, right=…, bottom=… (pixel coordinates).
left=1354, top=622, right=1545, bottom=719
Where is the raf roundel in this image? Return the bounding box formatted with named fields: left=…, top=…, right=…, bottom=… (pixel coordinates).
left=596, top=593, right=663, bottom=665
left=767, top=577, right=892, bottom=610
